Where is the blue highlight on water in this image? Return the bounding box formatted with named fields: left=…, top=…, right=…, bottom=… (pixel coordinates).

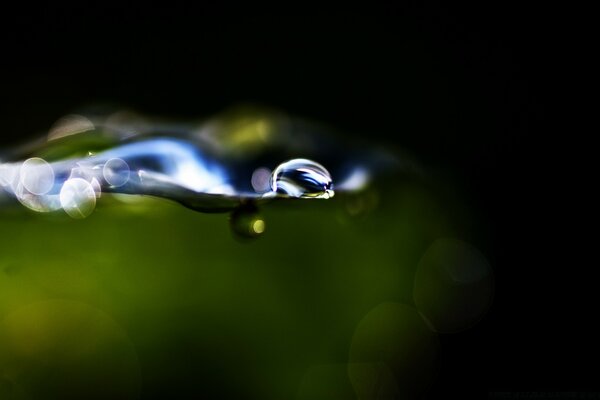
left=1, top=138, right=338, bottom=223
left=0, top=109, right=390, bottom=236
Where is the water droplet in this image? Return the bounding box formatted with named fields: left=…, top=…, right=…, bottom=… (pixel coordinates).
left=103, top=158, right=130, bottom=187
left=1, top=109, right=398, bottom=218
left=251, top=167, right=272, bottom=193
left=19, top=157, right=54, bottom=195
left=270, top=159, right=334, bottom=199
left=252, top=219, right=265, bottom=234
left=229, top=205, right=266, bottom=239
left=60, top=178, right=96, bottom=219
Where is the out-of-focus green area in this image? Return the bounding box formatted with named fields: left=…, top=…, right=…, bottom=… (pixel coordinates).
left=0, top=178, right=483, bottom=399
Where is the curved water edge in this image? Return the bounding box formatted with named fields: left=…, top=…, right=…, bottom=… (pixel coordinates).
left=0, top=108, right=404, bottom=224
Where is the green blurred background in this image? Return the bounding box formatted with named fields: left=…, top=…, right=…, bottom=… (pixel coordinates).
left=1, top=161, right=484, bottom=399
left=0, top=3, right=591, bottom=400
left=1, top=166, right=488, bottom=399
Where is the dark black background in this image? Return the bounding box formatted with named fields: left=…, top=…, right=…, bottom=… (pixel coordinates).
left=0, top=2, right=591, bottom=398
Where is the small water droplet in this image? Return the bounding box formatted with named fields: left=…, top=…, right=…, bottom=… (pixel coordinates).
left=60, top=178, right=96, bottom=219
left=103, top=158, right=130, bottom=187
left=251, top=167, right=272, bottom=193
left=270, top=159, right=334, bottom=199
left=229, top=205, right=266, bottom=239
left=20, top=157, right=54, bottom=195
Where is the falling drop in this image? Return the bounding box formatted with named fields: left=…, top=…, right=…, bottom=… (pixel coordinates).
left=229, top=204, right=266, bottom=239
left=270, top=158, right=334, bottom=199
left=103, top=158, right=130, bottom=187
left=60, top=178, right=97, bottom=219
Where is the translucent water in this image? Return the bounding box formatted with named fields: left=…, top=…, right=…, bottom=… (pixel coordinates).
left=270, top=159, right=334, bottom=199
left=0, top=108, right=400, bottom=234
left=0, top=108, right=494, bottom=400
left=0, top=139, right=337, bottom=218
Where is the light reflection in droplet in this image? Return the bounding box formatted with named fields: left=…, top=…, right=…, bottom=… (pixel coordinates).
left=59, top=178, right=96, bottom=219
left=270, top=158, right=334, bottom=199
left=3, top=122, right=349, bottom=219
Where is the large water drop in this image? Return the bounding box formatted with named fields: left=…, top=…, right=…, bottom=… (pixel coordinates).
left=270, top=159, right=334, bottom=199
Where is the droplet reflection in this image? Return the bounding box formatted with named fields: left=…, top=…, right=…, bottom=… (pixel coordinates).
left=270, top=158, right=334, bottom=199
